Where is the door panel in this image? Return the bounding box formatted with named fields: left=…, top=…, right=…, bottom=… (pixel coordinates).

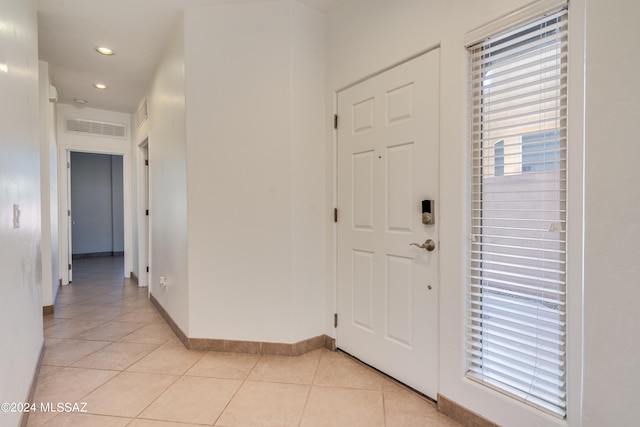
left=337, top=49, right=440, bottom=398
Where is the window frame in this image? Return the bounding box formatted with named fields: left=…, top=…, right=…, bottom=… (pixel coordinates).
left=466, top=6, right=570, bottom=419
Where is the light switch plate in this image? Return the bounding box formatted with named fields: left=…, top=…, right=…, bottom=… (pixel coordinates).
left=12, top=204, right=20, bottom=229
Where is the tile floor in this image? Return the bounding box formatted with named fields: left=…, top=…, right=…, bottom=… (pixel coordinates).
left=29, top=256, right=461, bottom=427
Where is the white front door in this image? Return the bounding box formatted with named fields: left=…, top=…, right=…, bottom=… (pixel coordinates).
left=336, top=49, right=440, bottom=398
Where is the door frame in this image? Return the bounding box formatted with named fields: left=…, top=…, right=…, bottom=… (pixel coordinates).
left=136, top=138, right=150, bottom=287
left=331, top=48, right=442, bottom=392
left=58, top=144, right=132, bottom=285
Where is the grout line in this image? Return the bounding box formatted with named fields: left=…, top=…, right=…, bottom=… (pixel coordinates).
left=211, top=352, right=263, bottom=426
left=296, top=348, right=324, bottom=427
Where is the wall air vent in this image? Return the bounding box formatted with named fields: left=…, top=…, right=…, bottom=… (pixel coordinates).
left=65, top=118, right=127, bottom=139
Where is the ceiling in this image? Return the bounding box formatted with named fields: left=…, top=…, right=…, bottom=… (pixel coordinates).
left=37, top=0, right=340, bottom=114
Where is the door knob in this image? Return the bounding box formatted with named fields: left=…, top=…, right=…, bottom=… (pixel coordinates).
left=410, top=239, right=436, bottom=252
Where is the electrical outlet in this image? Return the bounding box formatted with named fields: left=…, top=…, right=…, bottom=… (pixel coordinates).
left=159, top=276, right=167, bottom=291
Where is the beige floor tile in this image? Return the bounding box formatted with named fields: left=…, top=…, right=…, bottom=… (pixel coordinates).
left=185, top=351, right=260, bottom=379
left=43, top=316, right=66, bottom=328
left=44, top=319, right=105, bottom=339
left=25, top=410, right=54, bottom=426
left=32, top=367, right=119, bottom=404
left=118, top=295, right=151, bottom=308
left=35, top=413, right=132, bottom=426
left=300, top=387, right=385, bottom=427
left=215, top=381, right=309, bottom=427
left=117, top=309, right=165, bottom=323
left=140, top=376, right=242, bottom=425
left=167, top=335, right=185, bottom=346
left=42, top=339, right=111, bottom=367
left=44, top=338, right=65, bottom=348
left=50, top=304, right=99, bottom=319
left=71, top=342, right=160, bottom=370
left=127, top=343, right=205, bottom=375
left=313, top=351, right=382, bottom=391
left=53, top=293, right=92, bottom=305
left=71, top=307, right=132, bottom=323
left=71, top=321, right=147, bottom=341
left=128, top=420, right=206, bottom=427
left=248, top=350, right=321, bottom=385
left=104, top=287, right=147, bottom=298
left=36, top=365, right=64, bottom=380
left=80, top=295, right=132, bottom=306
left=57, top=285, right=110, bottom=294
left=385, top=390, right=462, bottom=426
left=381, top=376, right=416, bottom=394
left=29, top=367, right=119, bottom=425
left=82, top=372, right=178, bottom=417
left=119, top=323, right=177, bottom=345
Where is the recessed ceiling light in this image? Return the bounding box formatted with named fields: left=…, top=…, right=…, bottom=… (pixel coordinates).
left=93, top=83, right=108, bottom=90
left=74, top=99, right=88, bottom=104
left=95, top=46, right=114, bottom=56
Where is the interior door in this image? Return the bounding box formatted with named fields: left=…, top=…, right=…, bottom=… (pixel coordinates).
left=336, top=49, right=440, bottom=398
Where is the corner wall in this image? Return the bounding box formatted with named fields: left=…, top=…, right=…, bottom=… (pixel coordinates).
left=39, top=60, right=59, bottom=308
left=146, top=16, right=190, bottom=333
left=183, top=0, right=325, bottom=344
left=0, top=0, right=43, bottom=424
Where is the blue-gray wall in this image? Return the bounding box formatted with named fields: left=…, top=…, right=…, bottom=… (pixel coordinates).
left=70, top=152, right=124, bottom=256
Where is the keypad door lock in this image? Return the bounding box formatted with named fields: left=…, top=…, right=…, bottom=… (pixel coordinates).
left=422, top=200, right=435, bottom=225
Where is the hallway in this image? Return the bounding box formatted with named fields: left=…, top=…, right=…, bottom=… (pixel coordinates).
left=29, top=257, right=460, bottom=426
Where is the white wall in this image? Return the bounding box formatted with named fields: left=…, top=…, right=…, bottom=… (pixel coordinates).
left=183, top=0, right=325, bottom=343
left=0, top=0, right=43, bottom=424
left=56, top=104, right=132, bottom=283
left=146, top=17, right=190, bottom=332
left=39, top=60, right=59, bottom=308
left=324, top=0, right=588, bottom=426
left=290, top=1, right=326, bottom=342
left=582, top=1, right=640, bottom=426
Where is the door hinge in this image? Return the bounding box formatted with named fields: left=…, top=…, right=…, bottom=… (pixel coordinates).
left=146, top=209, right=149, bottom=216
left=146, top=266, right=149, bottom=273
left=334, top=208, right=338, bottom=223
left=334, top=114, right=338, bottom=130
left=67, top=209, right=71, bottom=217
left=67, top=162, right=70, bottom=169
left=145, top=159, right=149, bottom=166
left=68, top=264, right=72, bottom=271
left=334, top=313, right=338, bottom=328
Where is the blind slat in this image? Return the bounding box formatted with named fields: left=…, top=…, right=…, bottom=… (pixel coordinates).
left=467, top=348, right=565, bottom=385
left=470, top=250, right=567, bottom=265
left=470, top=40, right=566, bottom=82
left=467, top=331, right=566, bottom=361
left=470, top=126, right=566, bottom=144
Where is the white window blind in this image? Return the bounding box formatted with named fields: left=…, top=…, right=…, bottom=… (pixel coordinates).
left=467, top=7, right=568, bottom=418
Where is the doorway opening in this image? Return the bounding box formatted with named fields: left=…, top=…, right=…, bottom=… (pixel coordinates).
left=64, top=150, right=126, bottom=282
